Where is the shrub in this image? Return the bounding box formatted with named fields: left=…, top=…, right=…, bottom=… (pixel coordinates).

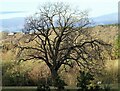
left=37, top=78, right=50, bottom=91
left=54, top=76, right=67, bottom=91
left=77, top=71, right=94, bottom=91
left=103, top=84, right=111, bottom=91
left=2, top=61, right=34, bottom=86
left=77, top=71, right=103, bottom=91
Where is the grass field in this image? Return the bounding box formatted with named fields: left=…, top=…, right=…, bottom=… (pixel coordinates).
left=2, top=88, right=120, bottom=91
left=1, top=85, right=120, bottom=91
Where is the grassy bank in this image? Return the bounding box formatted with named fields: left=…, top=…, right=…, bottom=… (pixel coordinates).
left=2, top=84, right=120, bottom=91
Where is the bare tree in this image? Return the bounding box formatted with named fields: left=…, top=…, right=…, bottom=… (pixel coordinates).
left=17, top=2, right=111, bottom=86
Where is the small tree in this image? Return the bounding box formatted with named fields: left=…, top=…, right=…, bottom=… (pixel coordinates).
left=77, top=71, right=94, bottom=91
left=77, top=71, right=102, bottom=91
left=17, top=2, right=111, bottom=87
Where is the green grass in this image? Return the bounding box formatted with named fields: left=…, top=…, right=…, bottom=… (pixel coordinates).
left=2, top=89, right=35, bottom=91
left=2, top=85, right=120, bottom=91
left=2, top=89, right=120, bottom=91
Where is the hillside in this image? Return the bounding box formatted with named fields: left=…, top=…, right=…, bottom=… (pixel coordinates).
left=1, top=24, right=118, bottom=42
left=0, top=12, right=117, bottom=32
left=90, top=25, right=118, bottom=44
left=0, top=25, right=118, bottom=86
left=92, top=13, right=117, bottom=25
left=1, top=25, right=118, bottom=65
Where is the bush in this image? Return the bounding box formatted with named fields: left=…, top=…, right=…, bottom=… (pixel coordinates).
left=103, top=84, right=111, bottom=91
left=37, top=78, right=50, bottom=91
left=77, top=71, right=94, bottom=91
left=77, top=71, right=103, bottom=91
left=2, top=61, right=35, bottom=86
left=54, top=76, right=67, bottom=90
left=37, top=84, right=50, bottom=91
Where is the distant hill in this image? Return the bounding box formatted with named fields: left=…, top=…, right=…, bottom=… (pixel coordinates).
left=0, top=12, right=118, bottom=32
left=1, top=17, right=25, bottom=32
left=92, top=13, right=117, bottom=25
left=1, top=17, right=25, bottom=28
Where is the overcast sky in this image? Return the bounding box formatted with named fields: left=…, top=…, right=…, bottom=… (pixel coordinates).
left=0, top=0, right=119, bottom=19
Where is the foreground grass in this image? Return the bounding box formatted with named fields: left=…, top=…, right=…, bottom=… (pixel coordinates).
left=2, top=89, right=120, bottom=91
left=2, top=85, right=120, bottom=91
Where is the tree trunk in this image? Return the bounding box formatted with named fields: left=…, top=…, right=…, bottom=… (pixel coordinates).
left=50, top=69, right=58, bottom=87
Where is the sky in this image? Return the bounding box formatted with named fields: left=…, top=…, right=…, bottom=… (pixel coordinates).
left=0, top=0, right=119, bottom=19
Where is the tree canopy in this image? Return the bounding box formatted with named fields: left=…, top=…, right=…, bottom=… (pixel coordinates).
left=17, top=2, right=111, bottom=87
